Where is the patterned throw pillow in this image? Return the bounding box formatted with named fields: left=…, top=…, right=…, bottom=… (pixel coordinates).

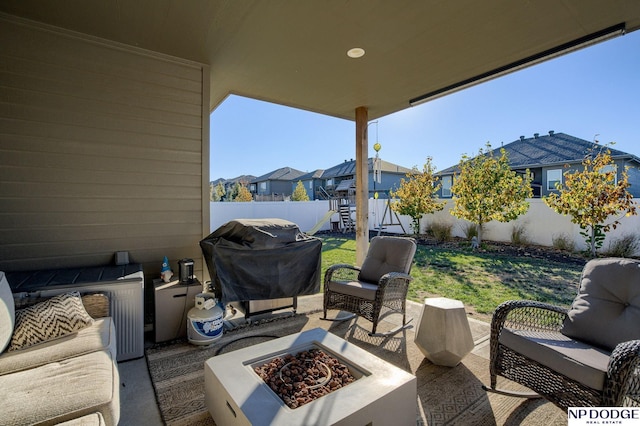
left=9, top=291, right=94, bottom=351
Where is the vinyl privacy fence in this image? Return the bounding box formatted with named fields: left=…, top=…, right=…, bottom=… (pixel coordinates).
left=210, top=198, right=640, bottom=255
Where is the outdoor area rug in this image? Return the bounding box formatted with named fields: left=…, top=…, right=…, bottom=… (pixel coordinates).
left=145, top=309, right=566, bottom=426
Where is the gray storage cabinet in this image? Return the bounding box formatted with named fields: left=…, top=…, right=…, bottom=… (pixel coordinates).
left=154, top=278, right=202, bottom=343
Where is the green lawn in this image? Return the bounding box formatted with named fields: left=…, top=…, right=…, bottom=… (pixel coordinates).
left=318, top=235, right=585, bottom=322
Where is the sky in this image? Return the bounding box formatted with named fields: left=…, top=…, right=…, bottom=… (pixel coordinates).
left=210, top=30, right=640, bottom=180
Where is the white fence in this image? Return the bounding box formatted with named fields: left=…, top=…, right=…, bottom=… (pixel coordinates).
left=210, top=198, right=640, bottom=255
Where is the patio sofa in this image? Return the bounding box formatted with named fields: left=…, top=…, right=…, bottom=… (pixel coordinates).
left=0, top=271, right=120, bottom=425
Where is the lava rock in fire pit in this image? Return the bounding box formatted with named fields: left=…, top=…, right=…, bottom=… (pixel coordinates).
left=254, top=348, right=357, bottom=409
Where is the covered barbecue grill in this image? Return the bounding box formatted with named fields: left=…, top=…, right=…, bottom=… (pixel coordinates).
left=200, top=219, right=321, bottom=317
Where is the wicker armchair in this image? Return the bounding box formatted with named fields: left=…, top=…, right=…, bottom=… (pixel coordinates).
left=322, top=236, right=416, bottom=336
left=484, top=258, right=640, bottom=410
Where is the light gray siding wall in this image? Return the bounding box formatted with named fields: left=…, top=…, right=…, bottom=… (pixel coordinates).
left=368, top=172, right=406, bottom=198
left=543, top=160, right=640, bottom=198
left=0, top=16, right=209, bottom=283
left=270, top=180, right=294, bottom=196
left=622, top=160, right=640, bottom=198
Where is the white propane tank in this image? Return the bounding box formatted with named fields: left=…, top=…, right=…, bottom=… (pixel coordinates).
left=187, top=294, right=223, bottom=345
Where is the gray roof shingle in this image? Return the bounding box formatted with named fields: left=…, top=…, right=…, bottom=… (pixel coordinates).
left=438, top=132, right=637, bottom=174
left=321, top=158, right=412, bottom=179
left=252, top=167, right=305, bottom=182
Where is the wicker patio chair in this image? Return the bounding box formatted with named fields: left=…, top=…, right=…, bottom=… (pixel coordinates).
left=483, top=257, right=640, bottom=410
left=322, top=235, right=417, bottom=336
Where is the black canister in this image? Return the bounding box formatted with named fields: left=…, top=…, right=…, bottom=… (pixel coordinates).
left=178, top=258, right=194, bottom=284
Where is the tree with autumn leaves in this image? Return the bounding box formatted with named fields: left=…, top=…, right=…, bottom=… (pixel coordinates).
left=291, top=180, right=310, bottom=201
left=450, top=144, right=533, bottom=245
left=234, top=183, right=253, bottom=202
left=210, top=181, right=226, bottom=201
left=390, top=157, right=445, bottom=234
left=544, top=144, right=637, bottom=257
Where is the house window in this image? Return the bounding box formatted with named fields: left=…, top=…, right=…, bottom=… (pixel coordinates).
left=260, top=182, right=266, bottom=191
left=441, top=176, right=452, bottom=198
left=308, top=181, right=313, bottom=189
left=600, top=164, right=617, bottom=184
left=326, top=178, right=333, bottom=186
left=547, top=169, right=562, bottom=190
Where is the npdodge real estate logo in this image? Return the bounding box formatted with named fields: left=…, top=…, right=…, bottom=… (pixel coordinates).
left=568, top=408, right=640, bottom=425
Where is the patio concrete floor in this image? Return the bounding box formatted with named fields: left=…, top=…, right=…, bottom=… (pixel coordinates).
left=118, top=293, right=492, bottom=426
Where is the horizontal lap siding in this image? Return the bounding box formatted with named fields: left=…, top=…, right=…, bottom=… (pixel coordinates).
left=0, top=16, right=208, bottom=281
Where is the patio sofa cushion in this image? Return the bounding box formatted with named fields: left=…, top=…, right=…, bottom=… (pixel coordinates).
left=0, top=349, right=120, bottom=425
left=57, top=412, right=106, bottom=426
left=499, top=328, right=610, bottom=391
left=0, top=317, right=115, bottom=375
left=9, top=291, right=94, bottom=351
left=0, top=272, right=14, bottom=353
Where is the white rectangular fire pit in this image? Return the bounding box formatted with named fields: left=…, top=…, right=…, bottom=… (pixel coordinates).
left=204, top=327, right=417, bottom=426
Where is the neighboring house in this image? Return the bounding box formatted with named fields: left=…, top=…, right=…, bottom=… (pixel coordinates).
left=210, top=175, right=255, bottom=190
left=216, top=157, right=413, bottom=202
left=209, top=175, right=256, bottom=201
left=251, top=167, right=306, bottom=198
left=210, top=178, right=225, bottom=190
left=224, top=175, right=255, bottom=194
left=296, top=169, right=325, bottom=200
left=229, top=157, right=412, bottom=202
left=436, top=131, right=640, bottom=198
left=320, top=158, right=413, bottom=201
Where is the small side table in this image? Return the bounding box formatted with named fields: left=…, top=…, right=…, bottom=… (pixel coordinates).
left=153, top=278, right=202, bottom=343
left=414, top=297, right=474, bottom=367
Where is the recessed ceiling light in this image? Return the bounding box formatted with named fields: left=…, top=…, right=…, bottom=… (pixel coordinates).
left=347, top=48, right=365, bottom=58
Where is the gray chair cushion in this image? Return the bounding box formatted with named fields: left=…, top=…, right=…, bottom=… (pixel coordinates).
left=358, top=236, right=416, bottom=284
left=500, top=328, right=610, bottom=391
left=0, top=272, right=15, bottom=353
left=561, top=258, right=640, bottom=351
left=326, top=280, right=378, bottom=301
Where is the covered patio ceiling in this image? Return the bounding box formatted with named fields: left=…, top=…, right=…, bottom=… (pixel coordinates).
left=3, top=1, right=640, bottom=265
left=2, top=1, right=640, bottom=121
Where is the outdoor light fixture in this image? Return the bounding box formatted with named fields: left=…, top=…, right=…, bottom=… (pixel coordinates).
left=409, top=23, right=626, bottom=107
left=347, top=47, right=366, bottom=58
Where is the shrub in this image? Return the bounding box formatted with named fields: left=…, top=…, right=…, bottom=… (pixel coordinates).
left=429, top=221, right=453, bottom=243
left=602, top=234, right=640, bottom=258
left=552, top=233, right=574, bottom=252
left=511, top=223, right=529, bottom=245
left=460, top=222, right=478, bottom=240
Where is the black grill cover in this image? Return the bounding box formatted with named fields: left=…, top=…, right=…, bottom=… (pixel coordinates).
left=200, top=218, right=322, bottom=303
